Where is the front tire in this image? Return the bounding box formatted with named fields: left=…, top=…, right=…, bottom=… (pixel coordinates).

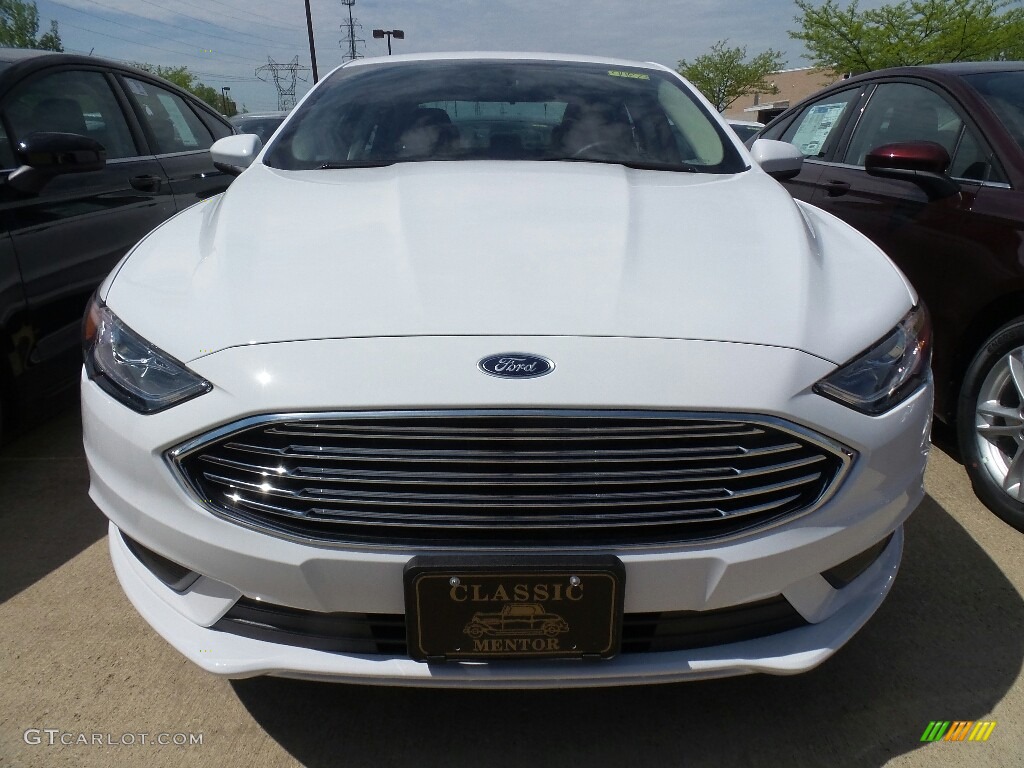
left=957, top=319, right=1024, bottom=532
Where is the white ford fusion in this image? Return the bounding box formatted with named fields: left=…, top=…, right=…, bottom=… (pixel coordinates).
left=82, top=53, right=932, bottom=687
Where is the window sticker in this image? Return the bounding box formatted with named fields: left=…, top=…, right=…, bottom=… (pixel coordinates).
left=156, top=94, right=199, bottom=147
left=791, top=101, right=848, bottom=156
left=127, top=79, right=149, bottom=97
left=608, top=70, right=650, bottom=80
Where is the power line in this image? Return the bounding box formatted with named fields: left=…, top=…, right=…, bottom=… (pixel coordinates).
left=168, top=0, right=304, bottom=32
left=191, top=71, right=263, bottom=82
left=73, top=0, right=305, bottom=51
left=50, top=2, right=271, bottom=64
left=58, top=19, right=265, bottom=64
left=181, top=0, right=303, bottom=30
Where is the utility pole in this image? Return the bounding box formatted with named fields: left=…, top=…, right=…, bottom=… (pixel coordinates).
left=304, top=0, right=319, bottom=83
left=255, top=56, right=310, bottom=111
left=340, top=0, right=364, bottom=62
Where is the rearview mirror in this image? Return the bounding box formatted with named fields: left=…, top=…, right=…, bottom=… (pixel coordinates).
left=211, top=134, right=262, bottom=176
left=865, top=141, right=959, bottom=199
left=749, top=139, right=803, bottom=180
left=6, top=132, right=106, bottom=195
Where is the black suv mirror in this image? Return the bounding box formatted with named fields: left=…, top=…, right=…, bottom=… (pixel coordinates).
left=6, top=132, right=106, bottom=195
left=865, top=141, right=959, bottom=200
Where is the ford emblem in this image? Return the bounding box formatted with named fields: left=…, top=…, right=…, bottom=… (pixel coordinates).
left=478, top=353, right=555, bottom=379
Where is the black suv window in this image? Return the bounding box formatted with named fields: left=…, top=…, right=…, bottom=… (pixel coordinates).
left=0, top=120, right=14, bottom=169
left=4, top=69, right=137, bottom=160
left=125, top=77, right=214, bottom=154
left=780, top=87, right=861, bottom=158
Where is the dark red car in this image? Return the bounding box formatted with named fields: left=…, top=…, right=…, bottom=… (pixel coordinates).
left=758, top=62, right=1024, bottom=531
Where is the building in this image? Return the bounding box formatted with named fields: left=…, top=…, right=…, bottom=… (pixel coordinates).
left=723, top=66, right=846, bottom=124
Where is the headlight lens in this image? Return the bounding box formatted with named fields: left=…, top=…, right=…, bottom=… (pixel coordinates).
left=83, top=297, right=211, bottom=413
left=815, top=305, right=931, bottom=415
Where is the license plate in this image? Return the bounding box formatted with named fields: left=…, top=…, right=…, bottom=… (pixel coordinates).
left=404, top=556, right=625, bottom=662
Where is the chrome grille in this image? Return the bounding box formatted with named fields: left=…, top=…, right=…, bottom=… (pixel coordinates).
left=170, top=411, right=851, bottom=547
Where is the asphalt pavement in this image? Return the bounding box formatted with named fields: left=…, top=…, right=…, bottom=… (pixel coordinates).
left=1, top=404, right=1022, bottom=768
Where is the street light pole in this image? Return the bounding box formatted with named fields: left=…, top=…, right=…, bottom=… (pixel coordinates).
left=304, top=0, right=319, bottom=83
left=221, top=86, right=231, bottom=115
left=372, top=29, right=404, bottom=55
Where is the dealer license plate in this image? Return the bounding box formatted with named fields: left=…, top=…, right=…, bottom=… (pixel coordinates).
left=404, top=556, right=625, bottom=662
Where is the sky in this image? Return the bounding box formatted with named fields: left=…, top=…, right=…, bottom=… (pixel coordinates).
left=35, top=0, right=839, bottom=113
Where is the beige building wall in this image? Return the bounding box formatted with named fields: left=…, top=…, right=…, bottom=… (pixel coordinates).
left=723, top=67, right=845, bottom=124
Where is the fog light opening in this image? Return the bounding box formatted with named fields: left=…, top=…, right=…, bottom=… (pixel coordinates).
left=821, top=533, right=895, bottom=589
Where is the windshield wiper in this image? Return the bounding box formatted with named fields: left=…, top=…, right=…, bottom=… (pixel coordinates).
left=543, top=156, right=701, bottom=173
left=318, top=160, right=396, bottom=169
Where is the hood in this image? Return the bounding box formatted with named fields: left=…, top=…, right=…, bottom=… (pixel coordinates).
left=105, top=160, right=913, bottom=365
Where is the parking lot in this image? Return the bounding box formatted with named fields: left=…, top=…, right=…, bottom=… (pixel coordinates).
left=1, top=403, right=1022, bottom=768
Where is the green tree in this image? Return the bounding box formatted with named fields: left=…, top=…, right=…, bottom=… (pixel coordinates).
left=0, top=0, right=62, bottom=51
left=678, top=40, right=786, bottom=112
left=134, top=63, right=237, bottom=116
left=791, top=0, right=1024, bottom=75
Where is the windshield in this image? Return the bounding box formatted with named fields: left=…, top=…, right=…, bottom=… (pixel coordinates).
left=728, top=123, right=762, bottom=142
left=964, top=70, right=1024, bottom=154
left=232, top=115, right=287, bottom=142
left=263, top=60, right=746, bottom=173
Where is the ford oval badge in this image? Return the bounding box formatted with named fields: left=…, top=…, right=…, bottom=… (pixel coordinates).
left=478, top=353, right=555, bottom=379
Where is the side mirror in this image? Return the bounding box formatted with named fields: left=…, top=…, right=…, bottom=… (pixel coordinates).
left=211, top=134, right=262, bottom=176
left=749, top=139, right=803, bottom=180
left=865, top=141, right=959, bottom=199
left=6, top=132, right=106, bottom=195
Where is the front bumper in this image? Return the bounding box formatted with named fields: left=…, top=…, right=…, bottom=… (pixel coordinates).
left=84, top=335, right=932, bottom=686
left=109, top=521, right=904, bottom=687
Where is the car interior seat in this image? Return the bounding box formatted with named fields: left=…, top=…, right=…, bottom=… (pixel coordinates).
left=396, top=107, right=459, bottom=158
left=30, top=98, right=88, bottom=136
left=553, top=101, right=636, bottom=157
left=884, top=102, right=943, bottom=147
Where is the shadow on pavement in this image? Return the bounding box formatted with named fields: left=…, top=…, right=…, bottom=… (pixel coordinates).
left=0, top=400, right=106, bottom=604
left=232, top=495, right=1023, bottom=768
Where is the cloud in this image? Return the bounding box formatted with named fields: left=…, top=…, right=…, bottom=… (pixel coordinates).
left=40, top=0, right=837, bottom=111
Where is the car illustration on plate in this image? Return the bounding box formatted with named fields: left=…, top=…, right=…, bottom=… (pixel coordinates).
left=464, top=604, right=570, bottom=638
left=82, top=52, right=932, bottom=688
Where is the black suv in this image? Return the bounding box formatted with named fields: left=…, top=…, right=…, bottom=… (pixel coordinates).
left=0, top=50, right=233, bottom=438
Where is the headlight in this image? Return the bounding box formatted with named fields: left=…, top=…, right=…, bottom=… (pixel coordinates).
left=83, top=296, right=211, bottom=413
left=814, top=305, right=931, bottom=415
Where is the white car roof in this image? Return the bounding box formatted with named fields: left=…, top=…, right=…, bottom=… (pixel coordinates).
left=339, top=51, right=675, bottom=73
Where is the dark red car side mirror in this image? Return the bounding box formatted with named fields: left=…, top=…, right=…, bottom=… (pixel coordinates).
left=865, top=141, right=959, bottom=200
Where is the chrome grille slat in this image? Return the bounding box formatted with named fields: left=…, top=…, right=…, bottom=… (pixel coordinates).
left=263, top=427, right=767, bottom=441
left=269, top=421, right=758, bottom=436
left=222, top=441, right=806, bottom=463
left=172, top=411, right=851, bottom=547
left=196, top=452, right=827, bottom=486
left=230, top=493, right=802, bottom=527
left=202, top=470, right=823, bottom=508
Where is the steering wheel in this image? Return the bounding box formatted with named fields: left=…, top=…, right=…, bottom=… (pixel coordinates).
left=571, top=141, right=617, bottom=158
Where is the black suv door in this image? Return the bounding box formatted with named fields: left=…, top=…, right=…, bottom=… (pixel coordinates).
left=0, top=66, right=175, bottom=401
left=119, top=75, right=232, bottom=210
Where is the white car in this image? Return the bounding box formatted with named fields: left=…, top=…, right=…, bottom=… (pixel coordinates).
left=726, top=118, right=765, bottom=144
left=82, top=52, right=932, bottom=688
